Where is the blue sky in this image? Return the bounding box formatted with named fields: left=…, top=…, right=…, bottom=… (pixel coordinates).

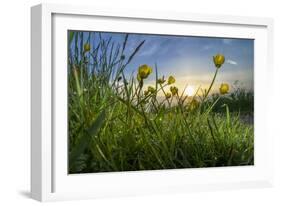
left=69, top=31, right=254, bottom=95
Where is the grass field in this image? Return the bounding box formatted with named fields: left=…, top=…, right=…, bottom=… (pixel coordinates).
left=68, top=31, right=254, bottom=174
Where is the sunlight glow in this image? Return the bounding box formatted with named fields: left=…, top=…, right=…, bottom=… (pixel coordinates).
left=185, top=86, right=195, bottom=96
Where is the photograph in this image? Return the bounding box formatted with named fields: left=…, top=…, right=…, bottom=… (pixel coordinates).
left=67, top=30, right=254, bottom=174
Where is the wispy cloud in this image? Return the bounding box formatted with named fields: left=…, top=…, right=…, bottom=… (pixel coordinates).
left=226, top=59, right=238, bottom=65
left=139, top=43, right=160, bottom=56
left=222, top=39, right=233, bottom=45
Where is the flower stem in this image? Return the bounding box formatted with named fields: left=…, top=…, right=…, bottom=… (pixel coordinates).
left=204, top=68, right=219, bottom=100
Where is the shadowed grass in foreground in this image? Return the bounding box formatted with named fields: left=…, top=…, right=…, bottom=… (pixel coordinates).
left=68, top=31, right=254, bottom=174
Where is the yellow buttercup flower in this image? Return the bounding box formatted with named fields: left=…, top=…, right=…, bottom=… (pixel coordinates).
left=157, top=76, right=166, bottom=84
left=165, top=92, right=172, bottom=99
left=84, top=43, right=91, bottom=52
left=168, top=76, right=176, bottom=85
left=147, top=86, right=156, bottom=93
left=219, top=83, right=229, bottom=95
left=213, top=54, right=225, bottom=68
left=138, top=64, right=152, bottom=79
left=170, top=86, right=178, bottom=96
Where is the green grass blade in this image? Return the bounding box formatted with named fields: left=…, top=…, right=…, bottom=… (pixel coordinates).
left=125, top=40, right=145, bottom=66
left=69, top=110, right=106, bottom=170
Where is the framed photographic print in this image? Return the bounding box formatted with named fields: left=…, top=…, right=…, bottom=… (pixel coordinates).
left=31, top=3, right=274, bottom=201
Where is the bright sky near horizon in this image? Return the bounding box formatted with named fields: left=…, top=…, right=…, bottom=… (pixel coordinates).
left=70, top=31, right=254, bottom=96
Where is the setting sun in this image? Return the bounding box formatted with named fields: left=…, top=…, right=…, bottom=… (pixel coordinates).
left=185, top=86, right=195, bottom=96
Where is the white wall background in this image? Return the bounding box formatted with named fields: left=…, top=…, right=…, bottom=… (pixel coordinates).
left=0, top=0, right=280, bottom=205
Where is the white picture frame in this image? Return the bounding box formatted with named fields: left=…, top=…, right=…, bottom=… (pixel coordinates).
left=31, top=3, right=274, bottom=202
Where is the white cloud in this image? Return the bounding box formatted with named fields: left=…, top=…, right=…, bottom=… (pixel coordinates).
left=226, top=59, right=238, bottom=65
left=139, top=43, right=159, bottom=56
